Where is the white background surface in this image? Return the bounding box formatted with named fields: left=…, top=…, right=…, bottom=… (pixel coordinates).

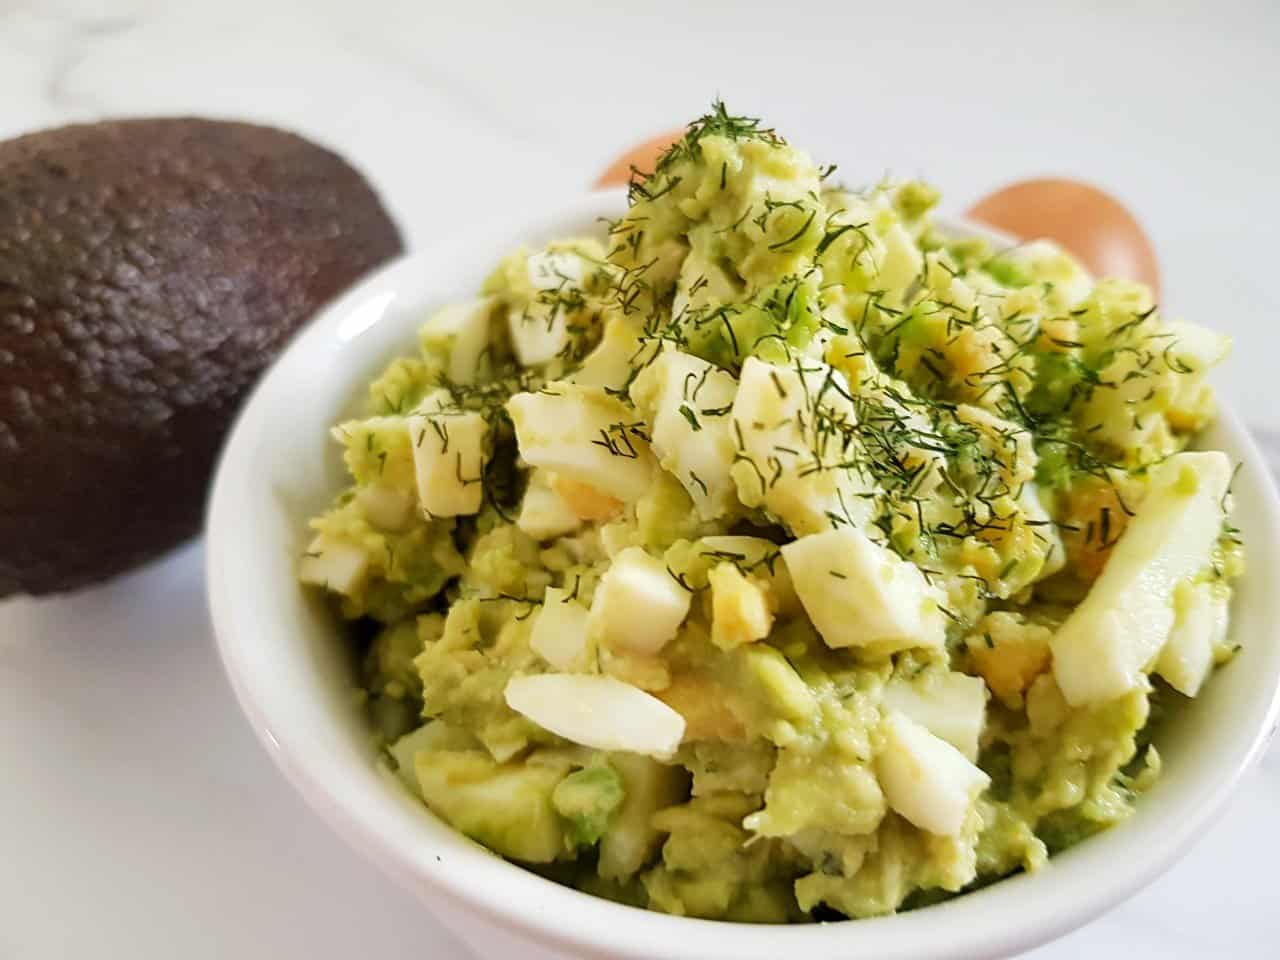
left=2, top=1, right=1278, bottom=957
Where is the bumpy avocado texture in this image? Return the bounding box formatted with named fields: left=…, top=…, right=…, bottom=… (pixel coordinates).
left=0, top=118, right=403, bottom=596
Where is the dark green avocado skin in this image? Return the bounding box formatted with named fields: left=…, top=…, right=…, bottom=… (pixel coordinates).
left=0, top=118, right=403, bottom=597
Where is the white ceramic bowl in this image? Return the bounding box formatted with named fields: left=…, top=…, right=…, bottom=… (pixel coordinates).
left=207, top=189, right=1280, bottom=960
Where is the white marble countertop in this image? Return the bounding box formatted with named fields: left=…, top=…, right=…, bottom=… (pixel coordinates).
left=2, top=1, right=1278, bottom=957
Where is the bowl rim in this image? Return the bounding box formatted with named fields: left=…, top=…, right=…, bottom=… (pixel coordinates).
left=207, top=187, right=1280, bottom=960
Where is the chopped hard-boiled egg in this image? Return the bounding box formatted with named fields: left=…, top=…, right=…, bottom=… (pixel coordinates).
left=781, top=527, right=946, bottom=653
left=569, top=317, right=652, bottom=393
left=507, top=308, right=570, bottom=367
left=530, top=586, right=591, bottom=670
left=877, top=711, right=990, bottom=836
left=629, top=349, right=739, bottom=519
left=406, top=404, right=489, bottom=518
left=1163, top=320, right=1231, bottom=373
left=730, top=356, right=873, bottom=535
left=507, top=384, right=655, bottom=502
left=298, top=535, right=368, bottom=596
left=1154, top=580, right=1230, bottom=697
left=516, top=470, right=582, bottom=541
left=698, top=535, right=797, bottom=614
left=552, top=474, right=624, bottom=522
left=419, top=297, right=495, bottom=384
left=882, top=672, right=988, bottom=762
left=505, top=250, right=593, bottom=366
left=589, top=546, right=692, bottom=655
left=965, top=612, right=1053, bottom=708
left=526, top=249, right=587, bottom=290
left=708, top=562, right=773, bottom=650
left=504, top=673, right=686, bottom=759
left=1051, top=451, right=1233, bottom=706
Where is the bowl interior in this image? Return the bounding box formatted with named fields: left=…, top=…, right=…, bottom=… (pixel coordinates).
left=208, top=190, right=1280, bottom=960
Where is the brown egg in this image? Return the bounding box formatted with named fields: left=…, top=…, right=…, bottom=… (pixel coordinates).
left=967, top=178, right=1160, bottom=294
left=595, top=130, right=683, bottom=189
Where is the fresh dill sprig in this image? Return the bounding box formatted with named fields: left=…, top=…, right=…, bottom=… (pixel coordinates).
left=634, top=99, right=783, bottom=190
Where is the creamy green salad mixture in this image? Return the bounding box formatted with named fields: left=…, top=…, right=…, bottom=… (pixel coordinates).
left=300, top=104, right=1244, bottom=922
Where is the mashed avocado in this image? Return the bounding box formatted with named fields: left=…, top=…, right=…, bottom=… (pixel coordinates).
left=300, top=103, right=1244, bottom=922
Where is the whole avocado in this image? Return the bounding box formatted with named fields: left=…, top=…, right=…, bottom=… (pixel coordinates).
left=0, top=118, right=403, bottom=597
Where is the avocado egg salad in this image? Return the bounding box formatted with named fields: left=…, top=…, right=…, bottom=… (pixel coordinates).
left=299, top=104, right=1244, bottom=922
